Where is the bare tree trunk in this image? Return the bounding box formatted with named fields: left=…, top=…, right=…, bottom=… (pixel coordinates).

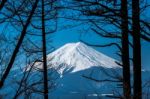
left=0, top=0, right=39, bottom=88
left=132, top=0, right=142, bottom=99
left=41, top=0, right=48, bottom=98
left=121, top=0, right=131, bottom=98
left=0, top=0, right=7, bottom=11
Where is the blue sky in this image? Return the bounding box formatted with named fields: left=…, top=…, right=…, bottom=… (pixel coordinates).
left=51, top=18, right=150, bottom=70
left=0, top=0, right=150, bottom=70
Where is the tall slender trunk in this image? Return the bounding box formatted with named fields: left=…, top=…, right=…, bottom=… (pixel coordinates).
left=121, top=0, right=131, bottom=99
left=0, top=0, right=39, bottom=88
left=0, top=0, right=7, bottom=11
left=132, top=0, right=142, bottom=99
left=41, top=0, right=48, bottom=98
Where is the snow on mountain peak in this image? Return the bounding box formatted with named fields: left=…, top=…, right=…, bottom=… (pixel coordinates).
left=29, top=42, right=120, bottom=74
left=46, top=42, right=120, bottom=73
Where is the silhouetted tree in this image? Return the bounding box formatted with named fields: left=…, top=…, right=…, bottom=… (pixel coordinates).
left=41, top=0, right=48, bottom=98
left=20, top=0, right=58, bottom=98
left=121, top=0, right=131, bottom=98
left=132, top=0, right=142, bottom=99
left=0, top=0, right=39, bottom=88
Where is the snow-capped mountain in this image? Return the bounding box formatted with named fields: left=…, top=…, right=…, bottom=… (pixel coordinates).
left=49, top=42, right=120, bottom=70
left=32, top=42, right=120, bottom=74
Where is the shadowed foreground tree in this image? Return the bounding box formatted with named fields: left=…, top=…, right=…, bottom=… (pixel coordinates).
left=14, top=0, right=58, bottom=98
left=132, top=0, right=142, bottom=99
left=30, top=0, right=58, bottom=98
left=41, top=0, right=48, bottom=98
left=121, top=0, right=131, bottom=98
left=0, top=0, right=39, bottom=88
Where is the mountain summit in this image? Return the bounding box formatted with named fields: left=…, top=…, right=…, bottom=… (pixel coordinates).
left=46, top=42, right=120, bottom=73
left=31, top=42, right=120, bottom=74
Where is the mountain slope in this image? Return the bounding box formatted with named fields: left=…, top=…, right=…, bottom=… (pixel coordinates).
left=33, top=42, right=120, bottom=74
